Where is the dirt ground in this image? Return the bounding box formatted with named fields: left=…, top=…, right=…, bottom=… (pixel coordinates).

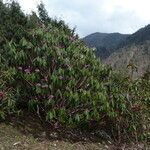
left=0, top=113, right=149, bottom=150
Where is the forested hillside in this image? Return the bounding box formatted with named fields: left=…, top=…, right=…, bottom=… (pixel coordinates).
left=104, top=25, right=150, bottom=78
left=83, top=24, right=150, bottom=78
left=119, top=24, right=150, bottom=47
left=105, top=41, right=150, bottom=78
left=0, top=0, right=149, bottom=146
left=83, top=32, right=129, bottom=59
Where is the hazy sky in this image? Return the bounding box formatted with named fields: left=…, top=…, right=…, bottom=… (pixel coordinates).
left=7, top=0, right=150, bottom=37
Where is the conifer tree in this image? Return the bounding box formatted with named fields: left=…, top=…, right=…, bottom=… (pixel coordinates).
left=37, top=2, right=51, bottom=26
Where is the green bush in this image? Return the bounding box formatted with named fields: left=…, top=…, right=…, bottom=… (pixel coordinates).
left=1, top=25, right=149, bottom=142
left=0, top=0, right=149, bottom=142
left=4, top=25, right=110, bottom=123
left=105, top=73, right=150, bottom=141
left=0, top=62, right=17, bottom=120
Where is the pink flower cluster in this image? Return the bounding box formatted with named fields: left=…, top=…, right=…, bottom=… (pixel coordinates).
left=17, top=66, right=41, bottom=74
left=24, top=68, right=31, bottom=74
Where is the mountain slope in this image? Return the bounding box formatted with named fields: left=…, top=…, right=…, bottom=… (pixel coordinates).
left=83, top=32, right=129, bottom=59
left=83, top=32, right=108, bottom=48
left=105, top=42, right=150, bottom=78
left=104, top=25, right=150, bottom=78
left=119, top=24, right=150, bottom=47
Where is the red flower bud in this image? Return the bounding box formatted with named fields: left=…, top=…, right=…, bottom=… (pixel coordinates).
left=0, top=92, right=4, bottom=98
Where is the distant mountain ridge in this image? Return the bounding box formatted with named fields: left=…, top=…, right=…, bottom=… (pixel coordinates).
left=120, top=24, right=150, bottom=47
left=83, top=24, right=150, bottom=77
left=105, top=24, right=150, bottom=78
left=83, top=32, right=129, bottom=59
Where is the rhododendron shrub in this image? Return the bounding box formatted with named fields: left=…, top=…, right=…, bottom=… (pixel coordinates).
left=4, top=25, right=109, bottom=122
left=0, top=63, right=17, bottom=119
left=2, top=25, right=149, bottom=142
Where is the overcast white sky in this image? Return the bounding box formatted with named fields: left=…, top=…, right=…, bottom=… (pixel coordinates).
left=5, top=0, right=150, bottom=37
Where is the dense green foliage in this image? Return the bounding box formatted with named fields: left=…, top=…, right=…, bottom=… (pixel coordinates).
left=0, top=0, right=149, bottom=142
left=0, top=63, right=17, bottom=119
left=0, top=1, right=27, bottom=42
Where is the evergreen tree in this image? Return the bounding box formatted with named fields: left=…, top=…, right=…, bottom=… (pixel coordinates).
left=27, top=11, right=40, bottom=29
left=37, top=2, right=51, bottom=26
left=0, top=0, right=27, bottom=43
